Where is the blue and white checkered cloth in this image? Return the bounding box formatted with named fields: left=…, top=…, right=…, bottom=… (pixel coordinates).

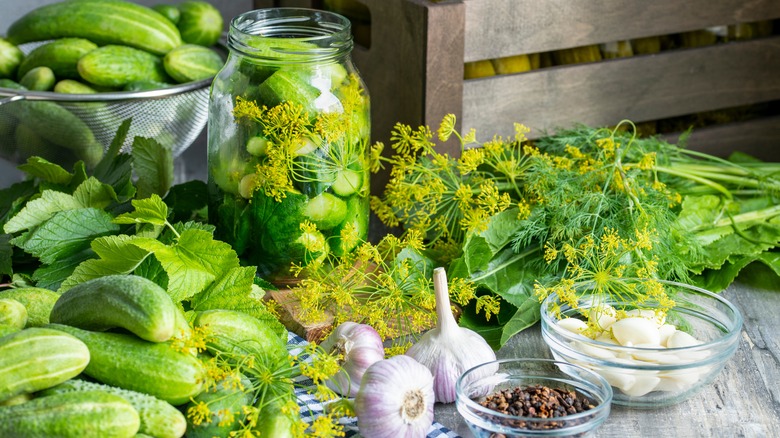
left=287, top=332, right=461, bottom=438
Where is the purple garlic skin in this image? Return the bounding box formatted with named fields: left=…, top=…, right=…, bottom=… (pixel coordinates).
left=320, top=321, right=385, bottom=397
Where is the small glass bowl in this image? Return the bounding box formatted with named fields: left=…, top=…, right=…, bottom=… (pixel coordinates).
left=455, top=358, right=613, bottom=437
left=541, top=280, right=742, bottom=408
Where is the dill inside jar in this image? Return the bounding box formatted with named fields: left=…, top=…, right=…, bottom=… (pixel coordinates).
left=207, top=8, right=370, bottom=281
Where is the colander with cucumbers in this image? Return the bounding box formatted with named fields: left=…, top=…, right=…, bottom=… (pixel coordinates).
left=0, top=0, right=225, bottom=169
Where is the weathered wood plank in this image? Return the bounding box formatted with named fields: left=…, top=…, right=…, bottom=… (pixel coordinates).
left=462, top=37, right=780, bottom=141
left=463, top=0, right=780, bottom=61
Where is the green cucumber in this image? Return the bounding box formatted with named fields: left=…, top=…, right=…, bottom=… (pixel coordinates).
left=163, top=44, right=223, bottom=83
left=0, top=328, right=90, bottom=402
left=7, top=0, right=182, bottom=56
left=47, top=324, right=205, bottom=405
left=19, top=66, right=56, bottom=91
left=0, top=298, right=27, bottom=330
left=176, top=1, right=224, bottom=47
left=330, top=195, right=369, bottom=256
left=78, top=45, right=169, bottom=88
left=0, top=390, right=140, bottom=438
left=153, top=4, right=181, bottom=25
left=0, top=287, right=60, bottom=327
left=43, top=379, right=187, bottom=438
left=17, top=38, right=98, bottom=80
left=331, top=168, right=363, bottom=197
left=15, top=122, right=73, bottom=165
left=185, top=372, right=252, bottom=438
left=54, top=79, right=99, bottom=94
left=0, top=38, right=24, bottom=79
left=123, top=80, right=173, bottom=92
left=304, top=192, right=347, bottom=230
left=51, top=274, right=177, bottom=343
left=258, top=69, right=320, bottom=114
left=192, top=309, right=288, bottom=367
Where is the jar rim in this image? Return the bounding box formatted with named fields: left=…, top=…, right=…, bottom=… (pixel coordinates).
left=228, top=8, right=353, bottom=63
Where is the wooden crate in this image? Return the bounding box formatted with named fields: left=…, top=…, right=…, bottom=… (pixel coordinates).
left=254, top=0, right=780, bottom=161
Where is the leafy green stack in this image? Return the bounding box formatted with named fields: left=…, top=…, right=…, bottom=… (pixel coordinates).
left=0, top=0, right=224, bottom=167
left=368, top=116, right=780, bottom=348
left=0, top=122, right=346, bottom=437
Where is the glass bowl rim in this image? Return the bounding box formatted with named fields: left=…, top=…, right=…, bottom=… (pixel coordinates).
left=455, top=358, right=613, bottom=425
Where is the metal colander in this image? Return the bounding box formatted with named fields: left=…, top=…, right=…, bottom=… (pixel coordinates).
left=0, top=41, right=218, bottom=169
left=0, top=80, right=211, bottom=167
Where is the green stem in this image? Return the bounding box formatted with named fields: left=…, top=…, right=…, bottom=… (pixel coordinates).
left=654, top=165, right=733, bottom=199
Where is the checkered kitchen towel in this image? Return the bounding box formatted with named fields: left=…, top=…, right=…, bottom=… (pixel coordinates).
left=287, top=332, right=462, bottom=438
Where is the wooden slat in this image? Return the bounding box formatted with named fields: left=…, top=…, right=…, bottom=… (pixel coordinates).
left=461, top=37, right=780, bottom=140
left=463, top=0, right=780, bottom=61
left=663, top=115, right=780, bottom=161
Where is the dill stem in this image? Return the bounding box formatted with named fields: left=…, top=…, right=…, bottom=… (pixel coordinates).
left=668, top=165, right=780, bottom=191
left=690, top=204, right=780, bottom=233
left=653, top=165, right=732, bottom=199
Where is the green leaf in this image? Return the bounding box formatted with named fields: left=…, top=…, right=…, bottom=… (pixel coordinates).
left=17, top=157, right=73, bottom=185
left=114, top=194, right=169, bottom=226
left=0, top=180, right=37, bottom=226
left=134, top=255, right=169, bottom=290
left=11, top=208, right=119, bottom=265
left=164, top=180, right=209, bottom=223
left=736, top=252, right=780, bottom=290
left=499, top=299, right=541, bottom=347
left=4, top=191, right=82, bottom=234
left=132, top=137, right=173, bottom=199
left=60, top=234, right=152, bottom=291
left=94, top=118, right=132, bottom=178
left=72, top=177, right=118, bottom=210
left=131, top=229, right=240, bottom=302
left=691, top=255, right=755, bottom=292
left=0, top=234, right=12, bottom=277
left=32, top=247, right=95, bottom=291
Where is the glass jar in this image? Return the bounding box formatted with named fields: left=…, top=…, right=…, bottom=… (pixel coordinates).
left=208, top=8, right=370, bottom=282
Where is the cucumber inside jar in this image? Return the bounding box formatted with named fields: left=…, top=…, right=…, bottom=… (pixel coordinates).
left=208, top=57, right=370, bottom=280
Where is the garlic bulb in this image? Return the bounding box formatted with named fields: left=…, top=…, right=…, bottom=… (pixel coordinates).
left=320, top=321, right=385, bottom=397
left=406, top=267, right=497, bottom=403
left=354, top=355, right=435, bottom=438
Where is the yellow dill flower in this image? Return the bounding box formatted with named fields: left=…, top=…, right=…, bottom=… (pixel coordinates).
left=564, top=145, right=586, bottom=160
left=385, top=342, right=412, bottom=357
left=543, top=241, right=558, bottom=263
left=217, top=409, right=236, bottom=428
left=516, top=198, right=532, bottom=220
left=514, top=123, right=531, bottom=143
left=310, top=414, right=346, bottom=438
left=369, top=142, right=385, bottom=173
left=462, top=127, right=477, bottom=144
left=187, top=401, right=211, bottom=427
left=458, top=148, right=485, bottom=174
left=475, top=294, right=501, bottom=321
left=638, top=152, right=656, bottom=170
left=438, top=113, right=457, bottom=142
left=369, top=196, right=399, bottom=228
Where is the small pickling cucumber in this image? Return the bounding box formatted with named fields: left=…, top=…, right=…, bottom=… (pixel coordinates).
left=184, top=371, right=253, bottom=438
left=258, top=69, right=320, bottom=114
left=0, top=327, right=90, bottom=402
left=51, top=274, right=177, bottom=343
left=0, top=287, right=60, bottom=327
left=123, top=80, right=173, bottom=92
left=78, top=45, right=170, bottom=88
left=48, top=324, right=205, bottom=405
left=7, top=0, right=182, bottom=55
left=19, top=66, right=56, bottom=91
left=331, top=167, right=364, bottom=197
left=304, top=192, right=347, bottom=230
left=17, top=38, right=98, bottom=80
left=15, top=123, right=76, bottom=166
left=0, top=298, right=27, bottom=330
left=153, top=4, right=181, bottom=25
left=192, top=309, right=288, bottom=367
left=176, top=1, right=223, bottom=47
left=163, top=44, right=223, bottom=83
left=329, top=195, right=369, bottom=257
left=54, top=79, right=99, bottom=94
left=43, top=379, right=187, bottom=438
left=0, top=390, right=140, bottom=438
left=0, top=38, right=23, bottom=79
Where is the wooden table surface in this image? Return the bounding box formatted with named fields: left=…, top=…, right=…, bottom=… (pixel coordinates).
left=432, top=283, right=780, bottom=437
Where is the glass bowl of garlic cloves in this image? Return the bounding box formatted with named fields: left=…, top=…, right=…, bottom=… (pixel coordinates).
left=540, top=280, right=742, bottom=408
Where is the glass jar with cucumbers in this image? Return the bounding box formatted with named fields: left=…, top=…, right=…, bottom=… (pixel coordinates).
left=207, top=8, right=370, bottom=282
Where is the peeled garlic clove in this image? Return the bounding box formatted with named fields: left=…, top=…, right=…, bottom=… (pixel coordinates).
left=610, top=317, right=661, bottom=346
left=586, top=304, right=618, bottom=330
left=594, top=332, right=618, bottom=344
left=557, top=318, right=588, bottom=335
left=656, top=369, right=700, bottom=391
left=596, top=365, right=637, bottom=392
left=631, top=343, right=679, bottom=364
left=572, top=340, right=617, bottom=359
left=658, top=324, right=677, bottom=347
left=666, top=330, right=701, bottom=348
left=626, top=309, right=665, bottom=325
left=621, top=374, right=661, bottom=397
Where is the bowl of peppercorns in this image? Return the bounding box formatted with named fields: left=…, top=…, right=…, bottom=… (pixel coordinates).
left=455, top=358, right=612, bottom=437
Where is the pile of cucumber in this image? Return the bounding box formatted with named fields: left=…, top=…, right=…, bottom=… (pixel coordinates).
left=0, top=275, right=289, bottom=438
left=0, top=0, right=225, bottom=167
